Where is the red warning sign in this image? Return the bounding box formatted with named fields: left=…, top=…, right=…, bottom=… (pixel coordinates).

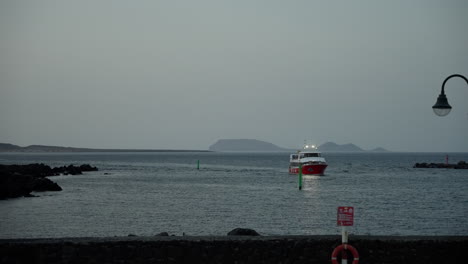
left=337, top=206, right=354, bottom=226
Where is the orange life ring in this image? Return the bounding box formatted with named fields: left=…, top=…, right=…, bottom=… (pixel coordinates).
left=331, top=244, right=359, bottom=264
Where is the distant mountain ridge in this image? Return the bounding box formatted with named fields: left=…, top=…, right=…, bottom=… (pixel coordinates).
left=318, top=142, right=389, bottom=152
left=318, top=142, right=363, bottom=152
left=0, top=143, right=210, bottom=153
left=208, top=139, right=388, bottom=152
left=370, top=147, right=388, bottom=152
left=209, top=139, right=289, bottom=152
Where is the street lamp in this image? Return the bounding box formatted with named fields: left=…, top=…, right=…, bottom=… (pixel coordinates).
left=432, top=74, right=468, bottom=116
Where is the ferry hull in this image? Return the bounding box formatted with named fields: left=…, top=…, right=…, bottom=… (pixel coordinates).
left=289, top=164, right=327, bottom=175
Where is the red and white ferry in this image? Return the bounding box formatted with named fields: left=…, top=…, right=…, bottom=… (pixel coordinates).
left=289, top=145, right=327, bottom=175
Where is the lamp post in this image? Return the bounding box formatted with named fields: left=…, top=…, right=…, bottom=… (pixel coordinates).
left=432, top=74, right=468, bottom=116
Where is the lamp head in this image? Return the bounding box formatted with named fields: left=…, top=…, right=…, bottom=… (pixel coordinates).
left=432, top=93, right=452, bottom=116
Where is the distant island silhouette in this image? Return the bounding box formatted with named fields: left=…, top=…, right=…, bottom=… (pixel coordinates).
left=318, top=142, right=364, bottom=152
left=209, top=139, right=389, bottom=152
left=318, top=142, right=389, bottom=152
left=0, top=143, right=210, bottom=153
left=209, top=139, right=289, bottom=152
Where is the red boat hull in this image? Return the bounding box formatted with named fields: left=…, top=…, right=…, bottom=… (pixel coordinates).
left=289, top=164, right=327, bottom=175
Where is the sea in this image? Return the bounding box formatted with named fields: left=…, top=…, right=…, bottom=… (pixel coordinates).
left=1, top=152, right=467, bottom=238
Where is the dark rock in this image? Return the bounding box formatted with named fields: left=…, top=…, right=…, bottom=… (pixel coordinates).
left=455, top=161, right=468, bottom=169
left=414, top=161, right=468, bottom=169
left=0, top=174, right=34, bottom=199
left=51, top=164, right=98, bottom=176
left=155, top=232, right=169, bottom=236
left=0, top=172, right=62, bottom=199
left=32, top=178, right=62, bottom=192
left=53, top=165, right=82, bottom=175
left=79, top=164, right=98, bottom=172
left=0, top=163, right=97, bottom=199
left=227, top=228, right=260, bottom=236
left=0, top=163, right=56, bottom=178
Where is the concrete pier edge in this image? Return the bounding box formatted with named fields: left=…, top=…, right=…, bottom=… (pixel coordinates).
left=1, top=235, right=467, bottom=264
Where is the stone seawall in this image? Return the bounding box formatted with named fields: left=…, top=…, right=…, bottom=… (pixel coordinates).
left=1, top=236, right=467, bottom=264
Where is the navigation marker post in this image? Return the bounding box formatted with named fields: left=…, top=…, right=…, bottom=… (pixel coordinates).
left=197, top=160, right=200, bottom=170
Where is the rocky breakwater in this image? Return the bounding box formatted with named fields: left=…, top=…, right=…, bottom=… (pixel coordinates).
left=414, top=160, right=468, bottom=169
left=0, top=163, right=98, bottom=199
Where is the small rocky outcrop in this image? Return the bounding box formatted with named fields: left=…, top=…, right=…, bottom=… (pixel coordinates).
left=32, top=177, right=63, bottom=192
left=0, top=173, right=62, bottom=199
left=0, top=163, right=98, bottom=178
left=227, top=228, right=260, bottom=236
left=0, top=163, right=98, bottom=199
left=51, top=164, right=98, bottom=176
left=413, top=161, right=468, bottom=169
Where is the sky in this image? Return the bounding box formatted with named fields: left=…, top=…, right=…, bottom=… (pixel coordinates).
left=1, top=0, right=467, bottom=152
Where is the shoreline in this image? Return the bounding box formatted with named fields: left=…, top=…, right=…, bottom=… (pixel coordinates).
left=0, top=149, right=212, bottom=153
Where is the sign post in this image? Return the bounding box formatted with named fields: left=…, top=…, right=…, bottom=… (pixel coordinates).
left=337, top=206, right=354, bottom=227
left=336, top=206, right=355, bottom=264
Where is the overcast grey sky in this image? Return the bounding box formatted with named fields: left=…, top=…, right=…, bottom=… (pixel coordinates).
left=1, top=0, right=467, bottom=152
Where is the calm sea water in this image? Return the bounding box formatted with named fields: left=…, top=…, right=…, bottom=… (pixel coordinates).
left=1, top=152, right=467, bottom=238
